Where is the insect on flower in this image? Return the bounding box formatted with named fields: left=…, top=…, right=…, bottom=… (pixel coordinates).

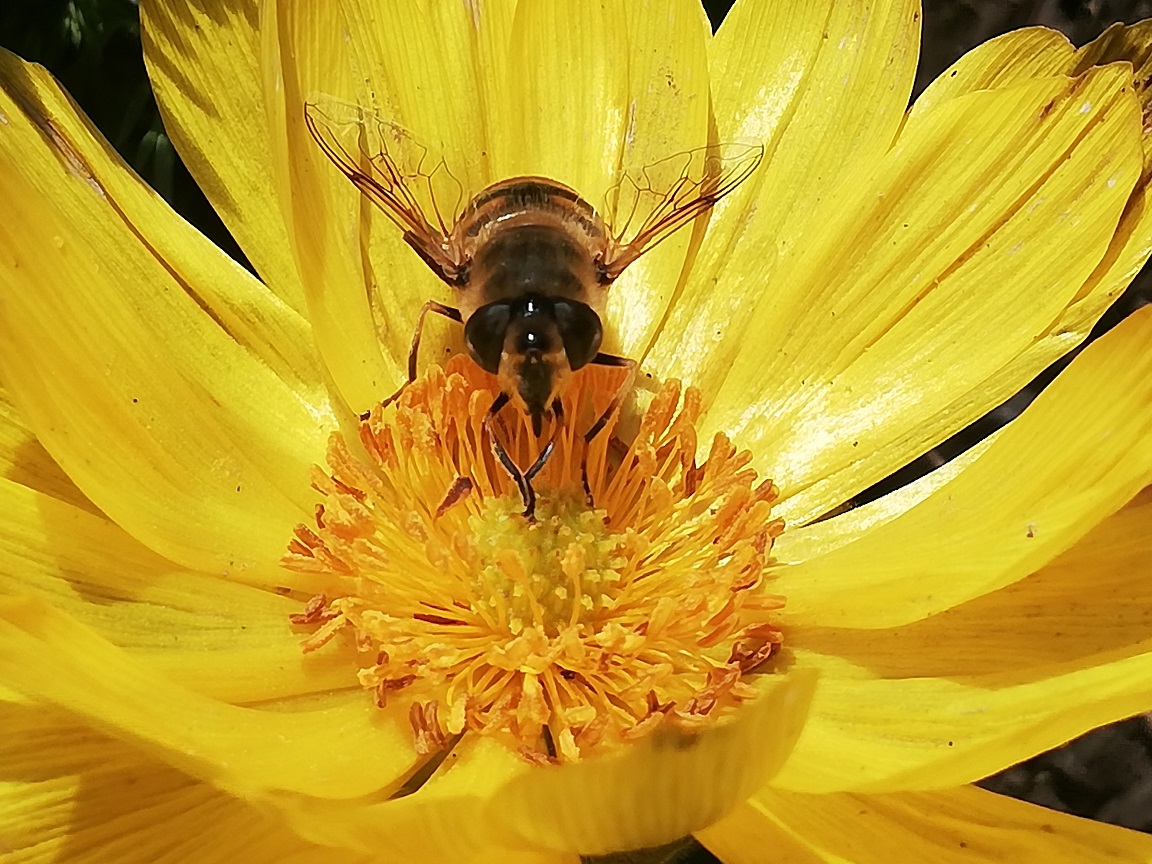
left=304, top=99, right=763, bottom=518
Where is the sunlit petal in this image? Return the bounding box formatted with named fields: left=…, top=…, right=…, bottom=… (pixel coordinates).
left=0, top=50, right=335, bottom=573
left=0, top=599, right=412, bottom=799
left=0, top=474, right=350, bottom=701
left=601, top=1, right=713, bottom=357
left=490, top=672, right=815, bottom=856
left=775, top=626, right=1152, bottom=795
left=140, top=0, right=308, bottom=314
left=0, top=380, right=97, bottom=515
left=910, top=27, right=1077, bottom=118
left=0, top=699, right=357, bottom=863
left=275, top=738, right=571, bottom=864
left=699, top=784, right=1152, bottom=863
left=796, top=486, right=1152, bottom=681
left=776, top=305, right=1152, bottom=628
left=646, top=0, right=920, bottom=391
left=708, top=66, right=1142, bottom=522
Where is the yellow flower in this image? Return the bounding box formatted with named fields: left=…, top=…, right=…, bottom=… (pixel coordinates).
left=2, top=0, right=1152, bottom=861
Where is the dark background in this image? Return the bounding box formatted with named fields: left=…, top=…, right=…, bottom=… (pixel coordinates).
left=1, top=2, right=1150, bottom=861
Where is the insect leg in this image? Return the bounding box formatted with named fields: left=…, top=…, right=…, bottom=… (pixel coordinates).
left=484, top=392, right=537, bottom=520
left=581, top=353, right=637, bottom=505
left=525, top=399, right=565, bottom=483
left=367, top=300, right=462, bottom=419
left=486, top=398, right=565, bottom=520
left=387, top=732, right=466, bottom=799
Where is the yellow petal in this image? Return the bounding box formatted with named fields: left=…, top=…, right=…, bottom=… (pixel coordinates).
left=498, top=0, right=629, bottom=206
left=774, top=632, right=1152, bottom=796
left=914, top=23, right=1152, bottom=451
left=774, top=433, right=997, bottom=565
left=490, top=672, right=816, bottom=856
left=0, top=50, right=335, bottom=573
left=775, top=304, right=1152, bottom=629
left=336, top=0, right=515, bottom=371
left=1063, top=23, right=1152, bottom=343
left=898, top=24, right=1152, bottom=527
left=266, top=0, right=518, bottom=411
left=0, top=50, right=327, bottom=416
left=139, top=0, right=307, bottom=315
left=0, top=475, right=348, bottom=703
left=602, top=1, right=713, bottom=357
left=699, top=784, right=1152, bottom=863
left=0, top=700, right=357, bottom=863
left=909, top=27, right=1076, bottom=120
left=767, top=480, right=1152, bottom=794
left=0, top=380, right=96, bottom=515
left=338, top=0, right=509, bottom=196
left=645, top=0, right=921, bottom=390
left=1075, top=23, right=1152, bottom=137
left=277, top=737, right=572, bottom=864
left=272, top=676, right=815, bottom=861
left=707, top=65, right=1142, bottom=524
left=266, top=0, right=406, bottom=411
left=0, top=598, right=413, bottom=800
left=794, top=486, right=1152, bottom=682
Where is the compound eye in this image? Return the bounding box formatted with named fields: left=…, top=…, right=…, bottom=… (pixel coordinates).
left=464, top=302, right=512, bottom=374
left=552, top=299, right=603, bottom=371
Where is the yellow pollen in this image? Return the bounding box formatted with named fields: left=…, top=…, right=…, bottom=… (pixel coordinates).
left=284, top=356, right=786, bottom=763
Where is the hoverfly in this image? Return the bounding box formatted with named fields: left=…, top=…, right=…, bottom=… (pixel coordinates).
left=304, top=100, right=763, bottom=518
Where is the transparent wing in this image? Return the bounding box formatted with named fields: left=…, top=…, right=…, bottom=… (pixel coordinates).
left=600, top=142, right=764, bottom=282
left=303, top=97, right=467, bottom=282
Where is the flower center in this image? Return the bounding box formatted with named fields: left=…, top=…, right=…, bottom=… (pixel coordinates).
left=283, top=357, right=785, bottom=763
left=466, top=493, right=627, bottom=637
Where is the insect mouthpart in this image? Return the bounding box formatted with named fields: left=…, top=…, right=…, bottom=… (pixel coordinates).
left=518, top=350, right=558, bottom=438
left=496, top=298, right=571, bottom=441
